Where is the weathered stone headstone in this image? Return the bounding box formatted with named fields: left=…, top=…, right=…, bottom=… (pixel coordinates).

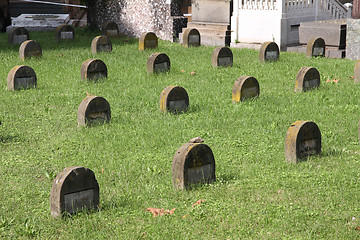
left=55, top=24, right=74, bottom=42
left=19, top=40, right=42, bottom=60
left=285, top=121, right=321, bottom=163
left=259, top=41, right=280, bottom=62
left=147, top=53, right=171, bottom=74
left=102, top=21, right=120, bottom=38
left=354, top=59, right=360, bottom=83
left=78, top=96, right=111, bottom=126
left=306, top=38, right=325, bottom=58
left=139, top=32, right=158, bottom=51
left=295, top=67, right=320, bottom=92
left=182, top=28, right=200, bottom=48
left=50, top=166, right=99, bottom=217
left=8, top=27, right=29, bottom=45
left=232, top=76, right=260, bottom=103
left=211, top=47, right=233, bottom=67
left=159, top=85, right=189, bottom=113
left=7, top=65, right=37, bottom=90
left=91, top=35, right=112, bottom=54
left=81, top=59, right=108, bottom=80
left=172, top=141, right=215, bottom=189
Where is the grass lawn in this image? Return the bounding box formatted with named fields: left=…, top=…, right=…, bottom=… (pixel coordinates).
left=1, top=28, right=360, bottom=239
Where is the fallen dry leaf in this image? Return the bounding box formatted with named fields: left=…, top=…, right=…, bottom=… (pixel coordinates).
left=181, top=69, right=185, bottom=73
left=86, top=92, right=93, bottom=96
left=326, top=78, right=331, bottom=83
left=333, top=78, right=339, bottom=83
left=190, top=71, right=197, bottom=76
left=182, top=214, right=188, bottom=219
left=192, top=199, right=205, bottom=208
left=146, top=207, right=176, bottom=217
left=350, top=76, right=354, bottom=79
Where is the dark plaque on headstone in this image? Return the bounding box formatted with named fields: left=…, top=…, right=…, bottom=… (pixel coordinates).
left=159, top=85, right=189, bottom=113
left=102, top=21, right=120, bottom=38
left=91, top=35, right=112, bottom=54
left=306, top=37, right=325, bottom=58
left=295, top=67, right=320, bottom=92
left=55, top=24, right=75, bottom=42
left=7, top=65, right=37, bottom=90
left=232, top=76, right=260, bottom=103
left=81, top=59, right=108, bottom=81
left=8, top=27, right=30, bottom=45
left=354, top=59, right=360, bottom=83
left=182, top=28, right=201, bottom=48
left=50, top=166, right=99, bottom=217
left=285, top=121, right=321, bottom=163
left=259, top=41, right=280, bottom=62
left=147, top=53, right=171, bottom=74
left=211, top=46, right=233, bottom=67
left=172, top=141, right=216, bottom=189
left=139, top=32, right=158, bottom=50
left=78, top=95, right=111, bottom=126
left=19, top=40, right=42, bottom=60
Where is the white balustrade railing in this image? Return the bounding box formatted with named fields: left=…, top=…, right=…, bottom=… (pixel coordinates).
left=239, top=0, right=347, bottom=19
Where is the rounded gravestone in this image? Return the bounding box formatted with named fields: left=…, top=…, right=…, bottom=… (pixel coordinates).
left=232, top=76, right=260, bottom=103
left=182, top=28, right=200, bottom=48
left=159, top=85, right=189, bottom=113
left=8, top=27, right=29, bottom=45
left=55, top=24, right=75, bottom=42
left=7, top=65, right=37, bottom=90
left=306, top=37, right=325, bottom=58
left=211, top=46, right=233, bottom=67
left=147, top=52, right=171, bottom=74
left=50, top=166, right=99, bottom=218
left=139, top=32, right=158, bottom=51
left=19, top=40, right=42, bottom=60
left=78, top=95, right=111, bottom=126
left=285, top=121, right=321, bottom=163
left=102, top=21, right=120, bottom=38
left=354, top=59, right=360, bottom=83
left=259, top=41, right=279, bottom=62
left=81, top=59, right=108, bottom=81
left=172, top=141, right=215, bottom=189
left=295, top=67, right=320, bottom=92
left=91, top=35, right=112, bottom=54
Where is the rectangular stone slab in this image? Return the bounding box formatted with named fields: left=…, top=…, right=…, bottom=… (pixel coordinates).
left=12, top=14, right=70, bottom=28
left=304, top=79, right=318, bottom=89
left=15, top=77, right=35, bottom=89
left=298, top=138, right=318, bottom=157
left=313, top=47, right=324, bottom=56
left=145, top=39, right=157, bottom=48
left=189, top=35, right=200, bottom=44
left=107, top=30, right=118, bottom=36
left=98, top=45, right=111, bottom=52
left=187, top=164, right=212, bottom=185
left=154, top=62, right=168, bottom=72
left=265, top=51, right=278, bottom=60
left=242, top=86, right=258, bottom=98
left=299, top=19, right=346, bottom=48
left=64, top=189, right=94, bottom=214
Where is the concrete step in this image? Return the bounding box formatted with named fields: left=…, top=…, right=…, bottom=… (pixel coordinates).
left=179, top=31, right=229, bottom=47
left=181, top=27, right=230, bottom=37
left=187, top=21, right=230, bottom=31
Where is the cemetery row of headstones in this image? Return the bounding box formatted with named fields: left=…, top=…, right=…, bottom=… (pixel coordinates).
left=50, top=118, right=321, bottom=217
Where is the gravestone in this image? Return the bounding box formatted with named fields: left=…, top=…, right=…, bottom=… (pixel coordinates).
left=8, top=27, right=29, bottom=45
left=55, top=24, right=74, bottom=42
left=78, top=96, right=111, bottom=126
left=306, top=38, right=325, bottom=58
left=159, top=85, right=189, bottom=113
left=172, top=141, right=216, bottom=189
left=7, top=65, right=37, bottom=90
left=147, top=53, right=171, bottom=74
left=182, top=28, right=201, bottom=48
left=50, top=166, right=99, bottom=217
left=91, top=35, right=112, bottom=54
left=295, top=67, right=320, bottom=92
left=259, top=41, right=280, bottom=62
left=102, top=21, right=120, bottom=38
left=355, top=60, right=360, bottom=83
left=285, top=121, right=321, bottom=163
left=19, top=40, right=42, bottom=60
left=232, top=76, right=260, bottom=103
left=212, top=47, right=233, bottom=67
left=139, top=32, right=158, bottom=51
left=81, top=59, right=108, bottom=80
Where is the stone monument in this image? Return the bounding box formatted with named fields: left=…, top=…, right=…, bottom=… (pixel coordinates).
left=232, top=76, right=260, bottom=103
left=78, top=96, right=111, bottom=126
left=159, top=86, right=189, bottom=113
left=7, top=65, right=37, bottom=90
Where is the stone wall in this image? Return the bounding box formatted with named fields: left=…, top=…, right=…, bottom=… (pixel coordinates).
left=87, top=0, right=186, bottom=41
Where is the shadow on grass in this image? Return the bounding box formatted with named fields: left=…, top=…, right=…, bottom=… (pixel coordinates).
left=0, top=134, right=22, bottom=143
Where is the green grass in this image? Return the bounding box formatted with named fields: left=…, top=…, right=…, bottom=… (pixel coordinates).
left=1, top=28, right=360, bottom=239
